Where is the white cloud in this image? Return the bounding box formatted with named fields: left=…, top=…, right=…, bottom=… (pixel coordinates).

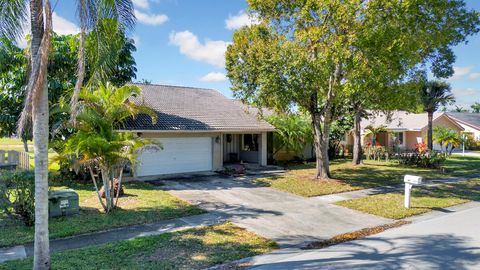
left=452, top=87, right=478, bottom=98
left=469, top=72, right=480, bottom=80
left=169, top=31, right=229, bottom=67
left=199, top=72, right=227, bottom=82
left=52, top=12, right=79, bottom=35
left=133, top=0, right=149, bottom=10
left=135, top=10, right=168, bottom=26
left=225, top=10, right=259, bottom=30
left=449, top=66, right=474, bottom=81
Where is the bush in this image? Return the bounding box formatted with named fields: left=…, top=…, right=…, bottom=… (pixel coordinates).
left=0, top=170, right=35, bottom=226
left=364, top=144, right=390, bottom=161
left=398, top=151, right=446, bottom=169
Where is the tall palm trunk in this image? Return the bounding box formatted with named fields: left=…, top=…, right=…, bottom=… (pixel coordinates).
left=352, top=111, right=362, bottom=165
left=427, top=111, right=433, bottom=150
left=28, top=1, right=52, bottom=269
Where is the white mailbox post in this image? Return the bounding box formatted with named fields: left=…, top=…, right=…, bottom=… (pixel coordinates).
left=404, top=175, right=423, bottom=208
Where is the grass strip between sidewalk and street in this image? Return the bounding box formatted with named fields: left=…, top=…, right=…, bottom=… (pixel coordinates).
left=336, top=179, right=480, bottom=219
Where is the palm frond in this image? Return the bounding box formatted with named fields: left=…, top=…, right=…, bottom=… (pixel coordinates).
left=0, top=0, right=28, bottom=40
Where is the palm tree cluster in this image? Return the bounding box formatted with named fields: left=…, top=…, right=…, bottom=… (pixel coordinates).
left=56, top=83, right=157, bottom=212
left=433, top=127, right=462, bottom=154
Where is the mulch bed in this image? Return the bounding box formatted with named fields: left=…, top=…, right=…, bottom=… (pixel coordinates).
left=304, top=220, right=411, bottom=249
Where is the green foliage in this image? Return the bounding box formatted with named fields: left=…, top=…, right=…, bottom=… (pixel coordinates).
left=364, top=145, right=389, bottom=162
left=398, top=151, right=446, bottom=169
left=227, top=0, right=479, bottom=177
left=267, top=114, right=312, bottom=158
left=56, top=83, right=157, bottom=212
left=433, top=127, right=462, bottom=153
left=329, top=116, right=353, bottom=159
left=364, top=125, right=388, bottom=146
left=0, top=32, right=137, bottom=138
left=420, top=80, right=455, bottom=113
left=471, top=102, right=480, bottom=113
left=0, top=170, right=35, bottom=226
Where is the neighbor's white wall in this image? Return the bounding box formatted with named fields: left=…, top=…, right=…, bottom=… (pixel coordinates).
left=458, top=123, right=480, bottom=140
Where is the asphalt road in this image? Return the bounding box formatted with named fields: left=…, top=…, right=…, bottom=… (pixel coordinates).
left=249, top=206, right=480, bottom=270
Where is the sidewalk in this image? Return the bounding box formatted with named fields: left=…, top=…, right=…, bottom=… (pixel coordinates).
left=0, top=212, right=226, bottom=263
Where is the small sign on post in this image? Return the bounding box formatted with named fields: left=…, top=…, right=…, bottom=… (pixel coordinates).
left=404, top=175, right=423, bottom=209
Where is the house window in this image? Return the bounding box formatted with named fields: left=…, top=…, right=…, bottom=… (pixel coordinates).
left=393, top=132, right=404, bottom=145
left=242, top=134, right=259, bottom=151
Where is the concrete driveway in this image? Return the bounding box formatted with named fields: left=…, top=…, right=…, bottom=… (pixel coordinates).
left=160, top=175, right=391, bottom=247
left=247, top=205, right=480, bottom=269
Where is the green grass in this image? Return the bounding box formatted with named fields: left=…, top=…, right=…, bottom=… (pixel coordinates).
left=336, top=179, right=480, bottom=219
left=255, top=156, right=480, bottom=197
left=0, top=181, right=204, bottom=247
left=0, top=138, right=32, bottom=146
left=0, top=222, right=277, bottom=270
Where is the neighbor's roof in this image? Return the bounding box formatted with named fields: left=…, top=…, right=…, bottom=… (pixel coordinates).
left=120, top=84, right=275, bottom=132
left=360, top=111, right=460, bottom=131
left=446, top=112, right=480, bottom=131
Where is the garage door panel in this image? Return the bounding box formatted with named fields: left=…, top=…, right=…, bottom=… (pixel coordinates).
left=136, top=137, right=212, bottom=177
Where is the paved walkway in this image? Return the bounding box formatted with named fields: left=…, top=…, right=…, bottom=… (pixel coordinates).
left=246, top=203, right=480, bottom=269
left=162, top=176, right=392, bottom=248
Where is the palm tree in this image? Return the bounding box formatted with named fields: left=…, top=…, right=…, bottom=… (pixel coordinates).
left=364, top=125, right=388, bottom=146
left=420, top=80, right=455, bottom=151
left=1, top=1, right=135, bottom=268
left=433, top=127, right=461, bottom=154
left=57, top=83, right=157, bottom=212
left=2, top=1, right=53, bottom=268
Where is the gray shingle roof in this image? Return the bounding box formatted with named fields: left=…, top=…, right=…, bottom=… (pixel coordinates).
left=360, top=111, right=446, bottom=131
left=120, top=84, right=275, bottom=132
left=446, top=112, right=480, bottom=130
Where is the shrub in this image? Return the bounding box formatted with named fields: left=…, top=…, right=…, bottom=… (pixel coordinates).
left=398, top=151, right=446, bottom=169
left=364, top=144, right=390, bottom=161
left=0, top=170, right=35, bottom=226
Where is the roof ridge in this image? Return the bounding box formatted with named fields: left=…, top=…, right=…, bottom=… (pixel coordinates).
left=132, top=82, right=218, bottom=92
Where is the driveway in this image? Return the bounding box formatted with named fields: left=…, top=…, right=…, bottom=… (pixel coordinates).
left=160, top=175, right=391, bottom=247
left=247, top=205, right=480, bottom=269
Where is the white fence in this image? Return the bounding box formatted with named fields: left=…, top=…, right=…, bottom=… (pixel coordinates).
left=0, top=150, right=31, bottom=170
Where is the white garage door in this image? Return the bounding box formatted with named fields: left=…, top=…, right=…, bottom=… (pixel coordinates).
left=136, top=137, right=213, bottom=177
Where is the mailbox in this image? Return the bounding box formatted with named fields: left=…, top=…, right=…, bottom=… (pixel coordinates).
left=404, top=175, right=423, bottom=185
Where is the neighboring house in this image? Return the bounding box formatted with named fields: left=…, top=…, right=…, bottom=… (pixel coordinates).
left=345, top=111, right=465, bottom=151
left=446, top=112, right=480, bottom=141
left=120, top=84, right=275, bottom=178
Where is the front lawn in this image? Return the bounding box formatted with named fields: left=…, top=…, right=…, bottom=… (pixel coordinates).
left=255, top=156, right=480, bottom=197
left=0, top=181, right=204, bottom=247
left=336, top=179, right=480, bottom=219
left=0, top=222, right=277, bottom=270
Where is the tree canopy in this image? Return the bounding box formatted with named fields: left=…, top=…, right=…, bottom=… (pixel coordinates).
left=226, top=0, right=479, bottom=178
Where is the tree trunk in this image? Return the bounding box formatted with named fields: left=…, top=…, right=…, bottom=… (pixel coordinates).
left=70, top=0, right=86, bottom=122
left=312, top=112, right=331, bottom=179
left=352, top=111, right=362, bottom=165
left=29, top=1, right=52, bottom=269
left=427, top=111, right=433, bottom=150
left=101, top=168, right=112, bottom=212
left=22, top=136, right=29, bottom=153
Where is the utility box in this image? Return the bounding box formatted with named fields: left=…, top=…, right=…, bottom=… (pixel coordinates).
left=48, top=189, right=79, bottom=218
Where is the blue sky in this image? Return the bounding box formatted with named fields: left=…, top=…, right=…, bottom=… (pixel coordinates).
left=21, top=0, right=480, bottom=108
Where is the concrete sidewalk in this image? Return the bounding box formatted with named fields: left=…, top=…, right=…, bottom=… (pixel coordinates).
left=247, top=205, right=480, bottom=269
left=0, top=212, right=225, bottom=263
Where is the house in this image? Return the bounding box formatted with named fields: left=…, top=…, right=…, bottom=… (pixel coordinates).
left=345, top=111, right=465, bottom=151
left=446, top=112, right=480, bottom=140
left=120, top=84, right=275, bottom=178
